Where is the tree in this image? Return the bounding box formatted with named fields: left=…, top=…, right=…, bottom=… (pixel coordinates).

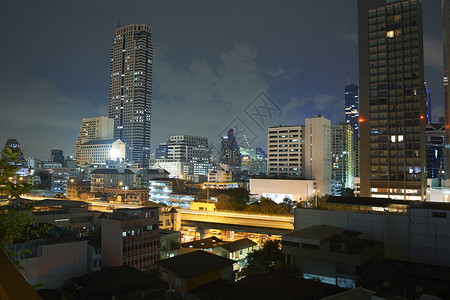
left=0, top=147, right=50, bottom=262
left=239, top=240, right=302, bottom=278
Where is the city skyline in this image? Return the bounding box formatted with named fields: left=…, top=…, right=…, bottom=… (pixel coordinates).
left=0, top=0, right=443, bottom=159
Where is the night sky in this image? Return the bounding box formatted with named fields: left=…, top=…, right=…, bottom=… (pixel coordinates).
left=0, top=1, right=443, bottom=159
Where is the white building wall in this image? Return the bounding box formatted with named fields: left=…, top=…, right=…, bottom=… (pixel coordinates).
left=304, top=115, right=332, bottom=196
left=250, top=178, right=316, bottom=203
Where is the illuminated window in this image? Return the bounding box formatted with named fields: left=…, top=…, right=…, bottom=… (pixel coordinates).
left=387, top=30, right=394, bottom=38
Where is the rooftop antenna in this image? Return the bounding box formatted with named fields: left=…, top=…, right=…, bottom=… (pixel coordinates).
left=117, top=19, right=121, bottom=29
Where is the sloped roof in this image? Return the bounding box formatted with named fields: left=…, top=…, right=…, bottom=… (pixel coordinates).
left=90, top=168, right=134, bottom=175
left=220, top=238, right=257, bottom=253
left=181, top=236, right=223, bottom=249
left=81, top=139, right=121, bottom=145
left=283, top=225, right=345, bottom=245
left=157, top=250, right=234, bottom=279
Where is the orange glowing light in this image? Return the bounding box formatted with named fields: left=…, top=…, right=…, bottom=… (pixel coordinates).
left=359, top=118, right=364, bottom=123
left=420, top=115, right=424, bottom=119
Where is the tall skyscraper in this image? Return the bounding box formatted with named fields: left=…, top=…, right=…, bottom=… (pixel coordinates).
left=425, top=123, right=445, bottom=179
left=424, top=82, right=431, bottom=124
left=109, top=24, right=153, bottom=167
left=345, top=83, right=360, bottom=142
left=220, top=129, right=241, bottom=167
left=358, top=0, right=426, bottom=201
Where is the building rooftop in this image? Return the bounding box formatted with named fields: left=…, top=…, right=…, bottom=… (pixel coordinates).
left=157, top=250, right=234, bottom=279
left=90, top=168, right=134, bottom=175
left=283, top=225, right=345, bottom=245
left=32, top=199, right=89, bottom=207
left=190, top=272, right=345, bottom=299
left=220, top=238, right=257, bottom=253
left=81, top=139, right=120, bottom=146
left=181, top=236, right=223, bottom=249
left=326, top=196, right=409, bottom=208
left=135, top=168, right=170, bottom=175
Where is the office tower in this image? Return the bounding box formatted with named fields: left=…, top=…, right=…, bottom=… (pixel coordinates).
left=77, top=139, right=126, bottom=165
left=358, top=0, right=426, bottom=200
left=75, top=117, right=114, bottom=164
left=150, top=135, right=211, bottom=177
left=304, top=115, right=332, bottom=196
left=267, top=125, right=303, bottom=177
left=109, top=24, right=153, bottom=167
left=444, top=0, right=450, bottom=182
left=424, top=82, right=431, bottom=124
left=331, top=122, right=355, bottom=195
left=345, top=83, right=360, bottom=142
left=255, top=147, right=267, bottom=159
left=155, top=143, right=168, bottom=159
left=50, top=149, right=64, bottom=163
left=425, top=123, right=445, bottom=179
left=220, top=129, right=241, bottom=167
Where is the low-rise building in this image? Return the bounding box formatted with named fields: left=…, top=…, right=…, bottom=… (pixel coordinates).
left=282, top=225, right=383, bottom=288
left=159, top=207, right=181, bottom=231
left=134, top=168, right=170, bottom=189
left=87, top=236, right=102, bottom=272
left=190, top=200, right=217, bottom=212
left=160, top=229, right=181, bottom=260
left=157, top=250, right=235, bottom=293
left=77, top=139, right=125, bottom=165
left=90, top=168, right=134, bottom=193
left=214, top=238, right=258, bottom=270
left=51, top=167, right=79, bottom=194
left=66, top=180, right=91, bottom=200
left=101, top=207, right=160, bottom=272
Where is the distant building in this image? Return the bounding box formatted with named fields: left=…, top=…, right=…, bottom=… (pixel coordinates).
left=90, top=168, right=134, bottom=193
left=267, top=125, right=303, bottom=177
left=159, top=207, right=181, bottom=231
left=155, top=143, right=168, bottom=159
left=66, top=180, right=91, bottom=200
left=220, top=129, right=241, bottom=167
left=134, top=168, right=170, bottom=189
left=426, top=123, right=445, bottom=179
left=102, top=207, right=160, bottom=272
left=304, top=115, right=332, bottom=196
left=150, top=135, right=211, bottom=177
left=51, top=167, right=79, bottom=194
left=208, top=167, right=232, bottom=183
left=241, top=157, right=267, bottom=175
left=331, top=122, right=354, bottom=195
left=77, top=139, right=126, bottom=165
left=3, top=138, right=25, bottom=166
left=50, top=149, right=64, bottom=163
left=109, top=24, right=153, bottom=166
left=345, top=83, right=359, bottom=143
left=75, top=116, right=114, bottom=165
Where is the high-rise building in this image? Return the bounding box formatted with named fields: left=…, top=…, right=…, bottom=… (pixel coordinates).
left=267, top=125, right=303, bottom=177
left=444, top=0, right=450, bottom=182
left=304, top=115, right=332, bottom=196
left=76, top=117, right=114, bottom=164
left=358, top=0, right=426, bottom=200
left=50, top=149, right=64, bottom=163
left=220, top=129, right=241, bottom=167
left=425, top=123, right=445, bottom=179
left=345, top=83, right=360, bottom=142
left=150, top=135, right=211, bottom=178
left=155, top=143, right=168, bottom=159
left=331, top=122, right=355, bottom=195
left=109, top=24, right=153, bottom=167
left=424, top=82, right=431, bottom=124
